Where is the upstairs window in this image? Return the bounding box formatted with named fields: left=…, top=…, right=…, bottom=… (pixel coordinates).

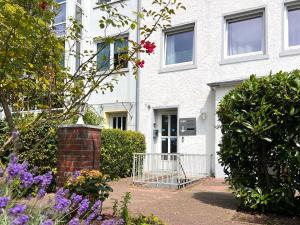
left=287, top=6, right=300, bottom=47
left=114, top=38, right=128, bottom=69
left=225, top=10, right=265, bottom=56
left=54, top=0, right=66, bottom=36
left=97, top=43, right=110, bottom=71
left=96, top=37, right=128, bottom=72
left=165, top=26, right=194, bottom=65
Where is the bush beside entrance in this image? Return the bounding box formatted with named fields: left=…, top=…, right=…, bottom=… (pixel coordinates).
left=100, top=129, right=146, bottom=179
left=217, top=70, right=300, bottom=215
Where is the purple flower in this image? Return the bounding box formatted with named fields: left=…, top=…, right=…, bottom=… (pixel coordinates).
left=20, top=171, right=34, bottom=188
left=41, top=172, right=53, bottom=188
left=84, top=212, right=96, bottom=224
left=9, top=204, right=27, bottom=215
left=92, top=200, right=102, bottom=211
left=11, top=214, right=29, bottom=225
left=41, top=219, right=53, bottom=225
left=68, top=218, right=80, bottom=225
left=0, top=196, right=10, bottom=208
left=77, top=198, right=89, bottom=216
left=0, top=167, right=3, bottom=177
left=37, top=188, right=46, bottom=199
left=56, top=188, right=67, bottom=197
left=116, top=219, right=125, bottom=225
left=12, top=130, right=20, bottom=140
left=96, top=215, right=103, bottom=221
left=9, top=154, right=18, bottom=164
left=73, top=171, right=81, bottom=179
left=19, top=161, right=29, bottom=172
left=6, top=163, right=21, bottom=179
left=34, top=172, right=52, bottom=189
left=33, top=175, right=42, bottom=184
left=101, top=219, right=117, bottom=225
left=71, top=194, right=83, bottom=205
left=54, top=194, right=70, bottom=212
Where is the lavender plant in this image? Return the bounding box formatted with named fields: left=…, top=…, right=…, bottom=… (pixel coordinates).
left=0, top=155, right=123, bottom=225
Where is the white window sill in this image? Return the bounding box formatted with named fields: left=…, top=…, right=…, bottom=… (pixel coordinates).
left=94, top=0, right=123, bottom=9
left=159, top=63, right=197, bottom=74
left=220, top=54, right=269, bottom=65
left=279, top=48, right=300, bottom=57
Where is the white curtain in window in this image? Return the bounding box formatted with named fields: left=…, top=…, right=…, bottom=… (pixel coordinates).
left=288, top=9, right=300, bottom=47
left=228, top=16, right=263, bottom=55
left=166, top=34, right=176, bottom=65
left=166, top=30, right=193, bottom=65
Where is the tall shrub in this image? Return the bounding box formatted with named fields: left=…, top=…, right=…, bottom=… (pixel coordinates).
left=0, top=108, right=102, bottom=174
left=100, top=129, right=146, bottom=179
left=217, top=70, right=300, bottom=215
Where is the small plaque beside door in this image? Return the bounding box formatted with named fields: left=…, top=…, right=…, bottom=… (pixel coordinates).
left=179, top=118, right=196, bottom=136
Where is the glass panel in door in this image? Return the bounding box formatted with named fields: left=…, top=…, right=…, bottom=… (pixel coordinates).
left=160, top=114, right=178, bottom=160
left=161, top=115, right=169, bottom=136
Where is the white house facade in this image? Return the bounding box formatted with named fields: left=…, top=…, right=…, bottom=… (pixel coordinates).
left=1, top=0, right=300, bottom=180
left=53, top=0, right=139, bottom=131
left=138, top=0, right=300, bottom=178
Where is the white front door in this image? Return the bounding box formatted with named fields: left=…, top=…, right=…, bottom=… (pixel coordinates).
left=158, top=111, right=178, bottom=156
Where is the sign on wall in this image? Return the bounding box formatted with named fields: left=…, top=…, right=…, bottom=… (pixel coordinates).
left=179, top=118, right=196, bottom=136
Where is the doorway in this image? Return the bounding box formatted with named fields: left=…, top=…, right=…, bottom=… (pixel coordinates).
left=156, top=110, right=178, bottom=157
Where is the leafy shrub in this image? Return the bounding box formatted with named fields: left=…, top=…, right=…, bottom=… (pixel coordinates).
left=217, top=70, right=300, bottom=215
left=65, top=169, right=113, bottom=202
left=83, top=106, right=103, bottom=126
left=66, top=105, right=103, bottom=126
left=0, top=107, right=102, bottom=174
left=101, top=129, right=146, bottom=179
left=0, top=115, right=58, bottom=176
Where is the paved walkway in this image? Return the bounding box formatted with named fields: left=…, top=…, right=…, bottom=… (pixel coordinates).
left=103, top=178, right=300, bottom=225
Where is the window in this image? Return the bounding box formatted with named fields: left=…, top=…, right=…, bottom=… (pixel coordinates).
left=96, top=37, right=128, bottom=71
left=96, top=43, right=110, bottom=71
left=286, top=5, right=300, bottom=48
left=225, top=10, right=265, bottom=57
left=54, top=1, right=66, bottom=36
left=165, top=26, right=194, bottom=65
left=111, top=115, right=127, bottom=130
left=114, top=38, right=128, bottom=68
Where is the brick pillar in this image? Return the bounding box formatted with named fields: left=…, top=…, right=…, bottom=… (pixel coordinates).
left=57, top=124, right=101, bottom=187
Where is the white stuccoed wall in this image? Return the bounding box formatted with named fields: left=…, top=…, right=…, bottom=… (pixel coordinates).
left=139, top=0, right=300, bottom=178
left=79, top=0, right=138, bottom=130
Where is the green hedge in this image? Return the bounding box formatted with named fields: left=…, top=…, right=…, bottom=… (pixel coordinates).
left=0, top=107, right=102, bottom=174
left=0, top=116, right=58, bottom=175
left=217, top=70, right=300, bottom=215
left=100, top=129, right=146, bottom=179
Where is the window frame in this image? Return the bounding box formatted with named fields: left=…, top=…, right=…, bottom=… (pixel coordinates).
left=54, top=0, right=67, bottom=37
left=110, top=113, right=127, bottom=130
left=95, top=34, right=129, bottom=73
left=221, top=7, right=268, bottom=65
left=224, top=9, right=266, bottom=58
left=284, top=2, right=300, bottom=50
left=161, top=23, right=196, bottom=71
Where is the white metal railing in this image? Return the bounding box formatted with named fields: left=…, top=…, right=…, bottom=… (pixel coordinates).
left=132, top=153, right=213, bottom=188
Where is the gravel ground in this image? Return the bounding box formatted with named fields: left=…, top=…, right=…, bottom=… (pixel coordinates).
left=102, top=178, right=300, bottom=225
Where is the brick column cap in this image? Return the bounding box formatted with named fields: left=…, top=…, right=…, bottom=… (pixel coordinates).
left=58, top=124, right=101, bottom=130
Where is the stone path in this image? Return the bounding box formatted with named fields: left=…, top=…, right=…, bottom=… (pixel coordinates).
left=102, top=178, right=300, bottom=225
